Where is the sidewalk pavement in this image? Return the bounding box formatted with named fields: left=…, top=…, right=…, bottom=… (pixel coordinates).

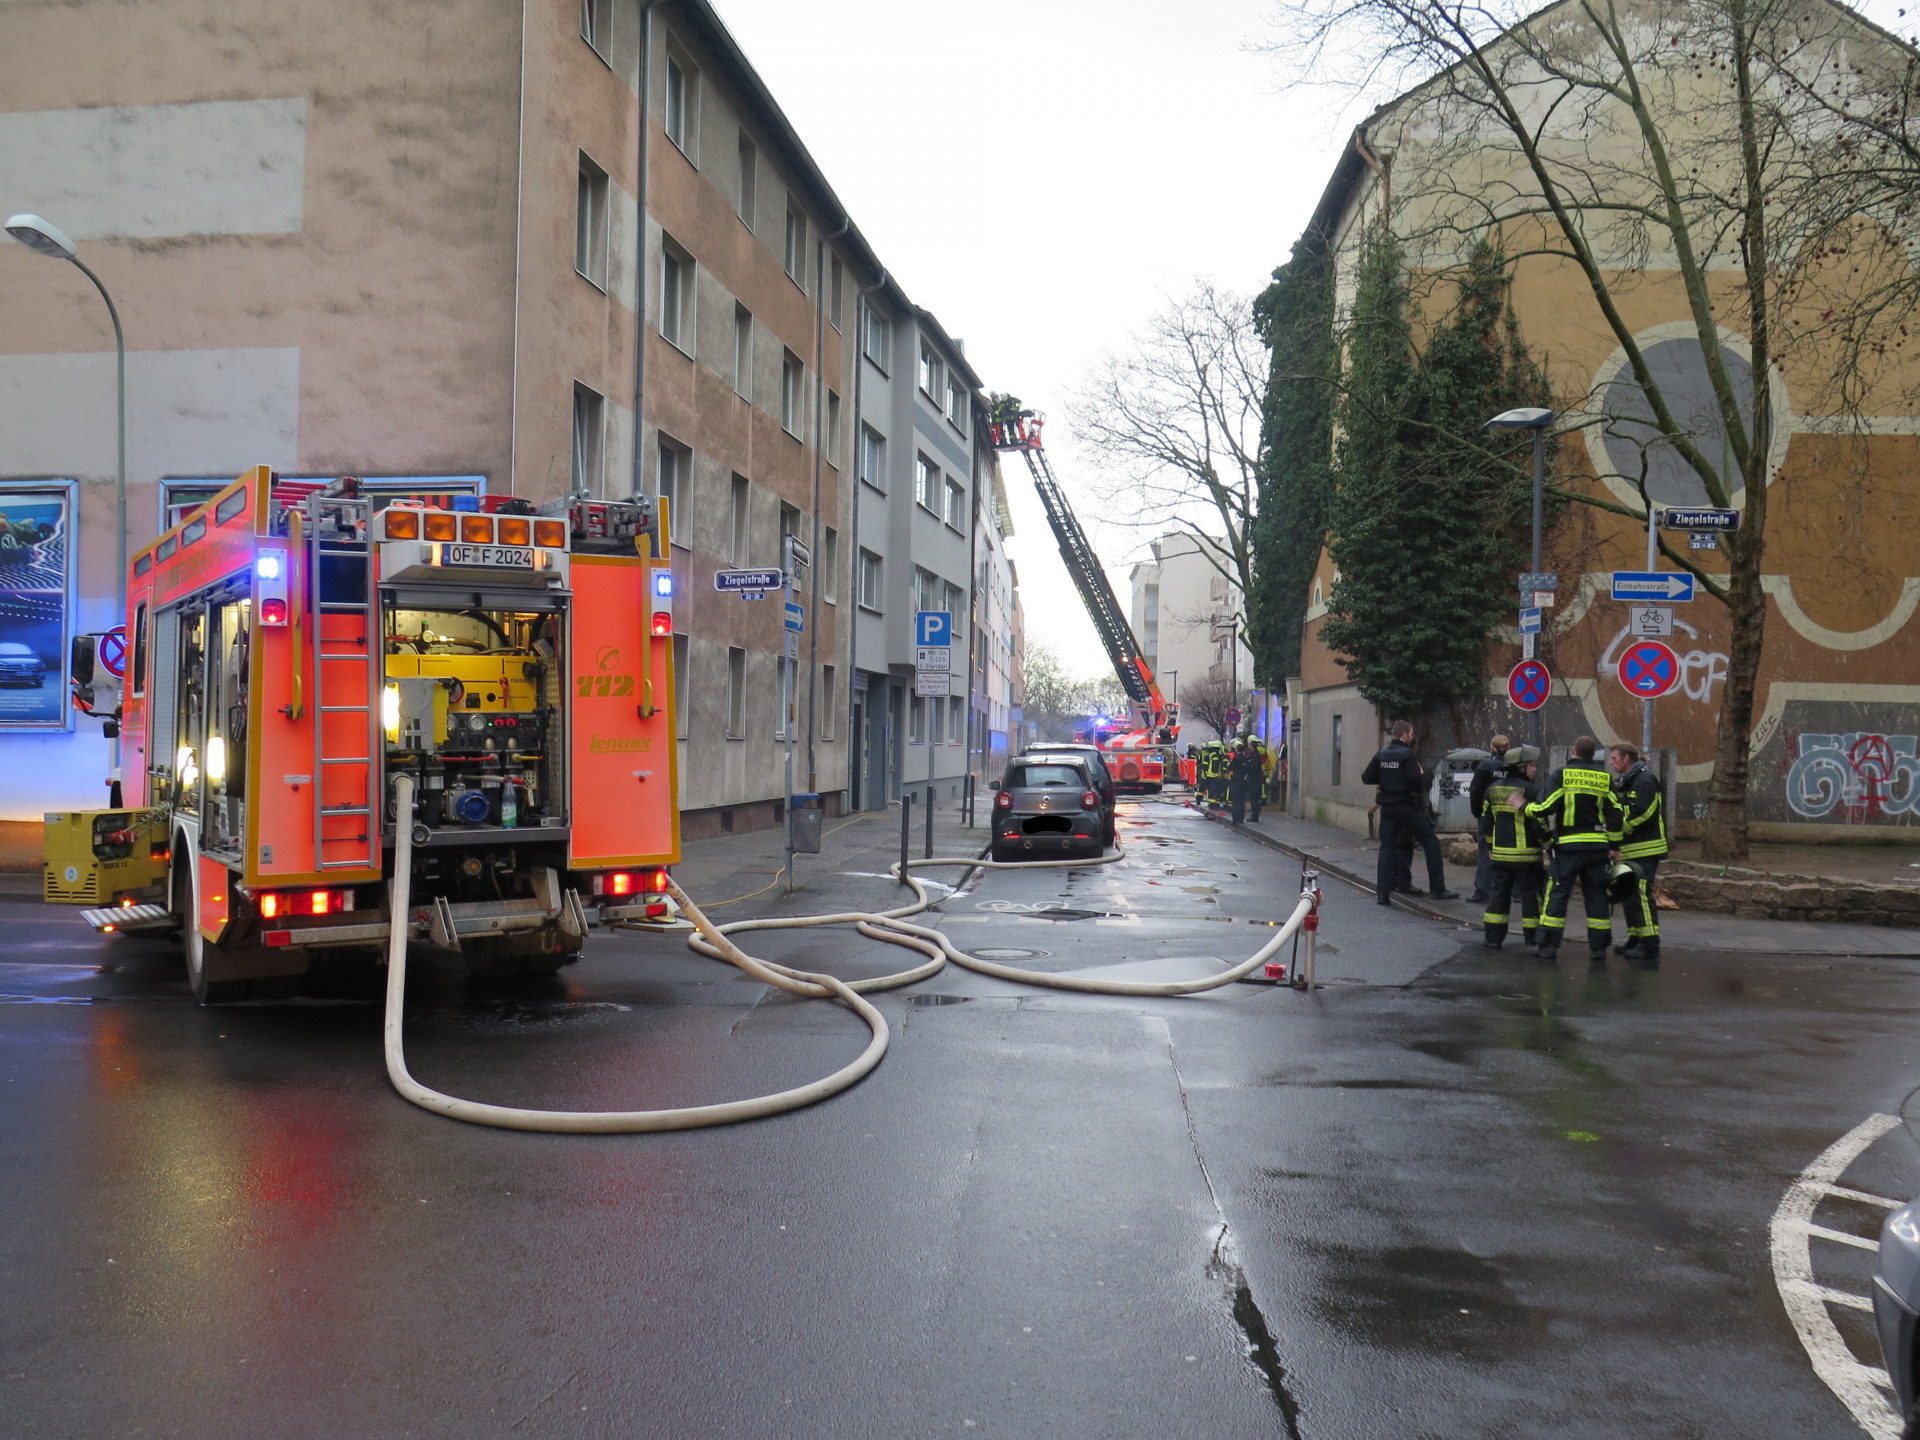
left=1198, top=793, right=1920, bottom=959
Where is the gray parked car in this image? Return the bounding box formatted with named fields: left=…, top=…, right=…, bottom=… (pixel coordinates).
left=1022, top=742, right=1118, bottom=843
left=0, top=641, right=47, bottom=687
left=989, top=755, right=1108, bottom=862
left=1876, top=1193, right=1920, bottom=1437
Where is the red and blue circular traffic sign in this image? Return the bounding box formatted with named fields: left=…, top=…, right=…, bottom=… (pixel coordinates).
left=1617, top=639, right=1680, bottom=699
left=1507, top=660, right=1551, bottom=712
left=97, top=625, right=127, bottom=680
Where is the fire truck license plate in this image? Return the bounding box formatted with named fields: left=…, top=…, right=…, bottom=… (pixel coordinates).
left=441, top=544, right=535, bottom=570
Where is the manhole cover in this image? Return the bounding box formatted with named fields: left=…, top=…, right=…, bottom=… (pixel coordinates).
left=972, top=947, right=1050, bottom=961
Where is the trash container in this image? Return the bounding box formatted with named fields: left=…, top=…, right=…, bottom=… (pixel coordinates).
left=1431, top=748, right=1490, bottom=833
left=789, top=792, right=823, bottom=854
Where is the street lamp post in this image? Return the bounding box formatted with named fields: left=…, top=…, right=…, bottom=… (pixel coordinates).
left=10, top=213, right=128, bottom=803
left=1484, top=406, right=1553, bottom=749
left=7, top=215, right=127, bottom=618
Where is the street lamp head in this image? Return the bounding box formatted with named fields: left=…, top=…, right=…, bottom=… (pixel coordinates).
left=5, top=213, right=78, bottom=262
left=1483, top=406, right=1553, bottom=431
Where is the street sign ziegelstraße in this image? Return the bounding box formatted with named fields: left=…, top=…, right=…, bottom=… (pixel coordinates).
left=715, top=567, right=784, bottom=592
left=1519, top=572, right=1558, bottom=593
left=1611, top=571, right=1694, bottom=602
left=1518, top=607, right=1542, bottom=634
left=1661, top=507, right=1740, bottom=531
left=784, top=601, right=804, bottom=632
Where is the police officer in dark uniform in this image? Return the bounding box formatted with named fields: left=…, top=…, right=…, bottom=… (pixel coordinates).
left=1362, top=720, right=1458, bottom=905
left=1523, top=735, right=1624, bottom=960
left=1609, top=742, right=1669, bottom=963
left=1228, top=740, right=1262, bottom=824
left=1480, top=745, right=1544, bottom=950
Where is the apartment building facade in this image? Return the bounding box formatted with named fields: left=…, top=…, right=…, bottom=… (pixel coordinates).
left=0, top=0, right=1000, bottom=858
left=1127, top=531, right=1256, bottom=741
left=847, top=301, right=982, bottom=810
left=968, top=456, right=1020, bottom=779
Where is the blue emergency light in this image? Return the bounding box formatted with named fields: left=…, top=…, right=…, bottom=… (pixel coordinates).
left=257, top=554, right=282, bottom=580
left=654, top=573, right=673, bottom=597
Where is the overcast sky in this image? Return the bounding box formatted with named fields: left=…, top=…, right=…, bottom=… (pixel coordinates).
left=711, top=0, right=1355, bottom=679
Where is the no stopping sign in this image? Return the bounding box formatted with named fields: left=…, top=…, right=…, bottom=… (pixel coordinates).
left=1618, top=640, right=1679, bottom=699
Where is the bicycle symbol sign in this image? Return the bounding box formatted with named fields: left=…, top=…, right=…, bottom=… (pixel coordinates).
left=1618, top=639, right=1680, bottom=699
left=1508, top=660, right=1551, bottom=712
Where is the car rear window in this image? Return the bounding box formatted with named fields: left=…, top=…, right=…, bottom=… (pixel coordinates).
left=1008, top=764, right=1085, bottom=789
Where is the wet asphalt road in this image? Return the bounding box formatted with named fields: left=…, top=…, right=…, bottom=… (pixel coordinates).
left=3, top=797, right=1919, bottom=1439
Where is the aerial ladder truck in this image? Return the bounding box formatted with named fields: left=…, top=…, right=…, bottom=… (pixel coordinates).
left=987, top=395, right=1178, bottom=790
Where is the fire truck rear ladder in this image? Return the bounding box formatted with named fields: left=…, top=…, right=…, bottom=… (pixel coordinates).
left=308, top=495, right=380, bottom=872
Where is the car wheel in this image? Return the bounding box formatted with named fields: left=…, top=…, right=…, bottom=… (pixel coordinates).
left=175, top=857, right=249, bottom=1005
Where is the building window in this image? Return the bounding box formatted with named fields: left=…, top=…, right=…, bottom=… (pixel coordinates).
left=944, top=581, right=965, bottom=621
left=660, top=238, right=692, bottom=352
left=576, top=153, right=609, bottom=291
left=571, top=384, right=604, bottom=494
left=909, top=694, right=926, bottom=744
left=944, top=476, right=965, bottom=530
left=918, top=341, right=941, bottom=397
left=821, top=664, right=837, bottom=738
left=821, top=526, right=838, bottom=603
left=781, top=349, right=803, bottom=435
left=830, top=257, right=844, bottom=331
left=859, top=425, right=886, bottom=490
left=580, top=0, right=610, bottom=58
left=664, top=55, right=690, bottom=154
left=727, top=647, right=747, bottom=738
left=912, top=565, right=938, bottom=616
left=733, top=304, right=753, bottom=396
left=915, top=455, right=939, bottom=512
left=730, top=474, right=751, bottom=565
left=862, top=305, right=890, bottom=371
left=657, top=438, right=688, bottom=536
left=946, top=375, right=968, bottom=432
left=858, top=548, right=882, bottom=611
left=948, top=694, right=964, bottom=744
left=673, top=635, right=690, bottom=738
left=736, top=133, right=756, bottom=228
left=825, top=391, right=841, bottom=466
left=1331, top=714, right=1343, bottom=787
left=784, top=206, right=806, bottom=285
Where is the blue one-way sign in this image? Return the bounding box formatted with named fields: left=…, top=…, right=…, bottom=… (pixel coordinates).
left=915, top=610, right=952, bottom=647
left=1612, top=571, right=1695, bottom=602
left=784, top=601, right=805, bottom=632
left=1518, top=607, right=1542, bottom=634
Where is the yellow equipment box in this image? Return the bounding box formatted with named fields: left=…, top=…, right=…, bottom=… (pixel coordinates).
left=43, top=809, right=171, bottom=905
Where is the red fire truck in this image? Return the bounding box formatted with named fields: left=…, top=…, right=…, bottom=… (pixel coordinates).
left=76, top=468, right=680, bottom=1002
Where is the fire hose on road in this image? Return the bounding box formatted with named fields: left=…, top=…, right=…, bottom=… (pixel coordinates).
left=381, top=775, right=1322, bottom=1134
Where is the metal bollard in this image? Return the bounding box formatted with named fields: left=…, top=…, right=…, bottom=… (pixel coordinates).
left=899, top=793, right=912, bottom=886
left=963, top=773, right=974, bottom=828
left=924, top=784, right=936, bottom=859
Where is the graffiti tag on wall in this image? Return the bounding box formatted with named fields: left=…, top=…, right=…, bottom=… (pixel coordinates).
left=1784, top=732, right=1920, bottom=821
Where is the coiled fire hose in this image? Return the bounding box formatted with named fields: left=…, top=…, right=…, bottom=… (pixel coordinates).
left=381, top=775, right=1320, bottom=1133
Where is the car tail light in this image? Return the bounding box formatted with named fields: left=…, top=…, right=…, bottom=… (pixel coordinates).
left=534, top=519, right=567, bottom=548
left=647, top=869, right=669, bottom=893
left=1082, top=791, right=1100, bottom=808
left=995, top=790, right=1013, bottom=810
left=460, top=514, right=493, bottom=544
left=309, top=890, right=331, bottom=915
left=383, top=508, right=421, bottom=540
left=497, top=516, right=531, bottom=546
left=593, top=872, right=637, bottom=897
left=259, top=892, right=283, bottom=918
left=423, top=511, right=457, bottom=542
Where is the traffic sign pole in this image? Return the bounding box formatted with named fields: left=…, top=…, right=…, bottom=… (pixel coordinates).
left=1643, top=500, right=1657, bottom=757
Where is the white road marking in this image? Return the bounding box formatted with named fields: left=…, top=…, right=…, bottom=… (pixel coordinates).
left=1823, top=1184, right=1905, bottom=1209
left=1780, top=1276, right=1878, bottom=1313
left=1769, top=1111, right=1905, bottom=1440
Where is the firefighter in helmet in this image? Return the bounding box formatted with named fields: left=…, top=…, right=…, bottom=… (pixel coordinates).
left=1608, top=742, right=1669, bottom=963
left=1480, top=745, right=1544, bottom=950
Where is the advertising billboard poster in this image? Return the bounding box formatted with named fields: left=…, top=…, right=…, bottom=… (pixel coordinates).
left=0, top=486, right=74, bottom=729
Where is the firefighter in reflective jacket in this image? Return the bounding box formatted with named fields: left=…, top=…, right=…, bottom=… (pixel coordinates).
left=1521, top=734, right=1624, bottom=960
left=1608, top=742, right=1669, bottom=962
left=1481, top=745, right=1544, bottom=951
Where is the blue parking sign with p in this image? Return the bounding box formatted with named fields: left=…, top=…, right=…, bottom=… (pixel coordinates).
left=915, top=611, right=951, bottom=647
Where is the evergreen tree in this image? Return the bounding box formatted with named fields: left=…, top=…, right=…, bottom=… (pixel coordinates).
left=1319, top=234, right=1551, bottom=722
left=1249, top=235, right=1337, bottom=687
